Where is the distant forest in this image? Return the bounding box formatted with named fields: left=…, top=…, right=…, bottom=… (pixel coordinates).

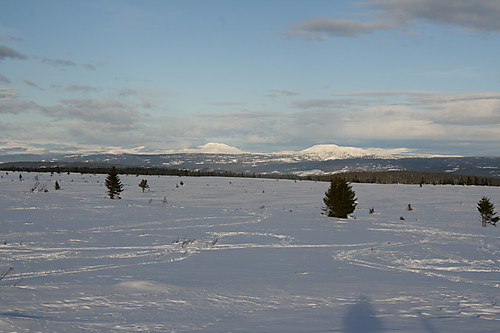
left=1, top=161, right=499, bottom=187
left=308, top=170, right=500, bottom=186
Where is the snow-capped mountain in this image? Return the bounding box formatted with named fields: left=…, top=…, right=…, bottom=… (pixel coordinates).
left=295, top=144, right=434, bottom=160
left=174, top=142, right=246, bottom=154
left=163, top=143, right=445, bottom=159
left=1, top=143, right=498, bottom=178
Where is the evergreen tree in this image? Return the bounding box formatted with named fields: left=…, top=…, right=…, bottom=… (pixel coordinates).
left=138, top=179, right=149, bottom=192
left=105, top=166, right=124, bottom=199
left=54, top=180, right=61, bottom=190
left=322, top=178, right=357, bottom=218
left=477, top=196, right=498, bottom=227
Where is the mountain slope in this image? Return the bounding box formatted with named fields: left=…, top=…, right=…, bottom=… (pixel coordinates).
left=0, top=143, right=498, bottom=178
left=297, top=144, right=423, bottom=159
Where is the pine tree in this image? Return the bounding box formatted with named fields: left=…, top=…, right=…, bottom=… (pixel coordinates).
left=54, top=180, right=61, bottom=190
left=477, top=196, right=498, bottom=227
left=322, top=178, right=357, bottom=218
left=105, top=166, right=124, bottom=199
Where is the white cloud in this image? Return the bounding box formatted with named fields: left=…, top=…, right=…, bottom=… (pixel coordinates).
left=41, top=98, right=143, bottom=126
left=410, top=92, right=500, bottom=126
left=142, top=93, right=500, bottom=154
left=0, top=88, right=19, bottom=101
left=2, top=89, right=499, bottom=156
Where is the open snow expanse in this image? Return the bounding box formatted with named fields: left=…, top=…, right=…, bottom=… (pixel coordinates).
left=1, top=172, right=499, bottom=332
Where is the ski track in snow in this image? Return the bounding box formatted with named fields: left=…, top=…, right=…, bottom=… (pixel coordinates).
left=0, top=172, right=499, bottom=332
left=333, top=221, right=500, bottom=288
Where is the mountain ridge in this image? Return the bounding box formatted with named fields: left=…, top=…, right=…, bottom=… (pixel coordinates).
left=1, top=143, right=498, bottom=178
left=0, top=142, right=464, bottom=159
left=1, top=154, right=499, bottom=180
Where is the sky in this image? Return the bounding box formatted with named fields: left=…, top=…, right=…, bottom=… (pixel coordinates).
left=1, top=0, right=500, bottom=156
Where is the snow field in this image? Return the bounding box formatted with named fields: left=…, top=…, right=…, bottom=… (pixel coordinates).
left=0, top=171, right=499, bottom=332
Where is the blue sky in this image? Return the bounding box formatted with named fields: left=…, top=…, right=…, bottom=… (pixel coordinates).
left=1, top=0, right=499, bottom=156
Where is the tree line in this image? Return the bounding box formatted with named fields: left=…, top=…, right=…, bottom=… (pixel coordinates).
left=308, top=170, right=500, bottom=186
left=1, top=163, right=499, bottom=186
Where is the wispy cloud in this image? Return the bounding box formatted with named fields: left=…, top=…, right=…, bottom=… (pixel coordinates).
left=0, top=45, right=27, bottom=61
left=83, top=63, right=97, bottom=71
left=292, top=98, right=384, bottom=109
left=0, top=74, right=11, bottom=83
left=409, top=92, right=500, bottom=126
left=0, top=34, right=23, bottom=42
left=41, top=98, right=143, bottom=126
left=267, top=89, right=301, bottom=97
left=282, top=0, right=500, bottom=40
left=331, top=90, right=436, bottom=97
left=0, top=88, right=19, bottom=101
left=0, top=45, right=78, bottom=68
left=206, top=101, right=247, bottom=106
left=281, top=18, right=393, bottom=40
left=0, top=100, right=38, bottom=114
left=2, top=89, right=499, bottom=156
left=368, top=0, right=500, bottom=32
left=35, top=56, right=76, bottom=67
left=113, top=87, right=181, bottom=109
left=65, top=85, right=98, bottom=93
left=21, top=78, right=39, bottom=88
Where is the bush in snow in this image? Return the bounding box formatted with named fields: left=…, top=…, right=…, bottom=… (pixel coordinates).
left=322, top=178, right=357, bottom=218
left=138, top=179, right=149, bottom=192
left=29, top=181, right=48, bottom=193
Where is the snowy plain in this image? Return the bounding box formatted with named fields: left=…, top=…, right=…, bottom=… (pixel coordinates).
left=1, top=171, right=499, bottom=332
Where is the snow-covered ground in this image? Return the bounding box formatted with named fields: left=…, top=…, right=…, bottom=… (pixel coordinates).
left=1, top=172, right=499, bottom=332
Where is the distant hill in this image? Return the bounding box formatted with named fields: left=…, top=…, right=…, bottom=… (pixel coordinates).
left=1, top=150, right=499, bottom=179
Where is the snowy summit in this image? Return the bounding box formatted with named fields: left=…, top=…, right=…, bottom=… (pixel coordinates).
left=296, top=144, right=425, bottom=159
left=176, top=143, right=245, bottom=154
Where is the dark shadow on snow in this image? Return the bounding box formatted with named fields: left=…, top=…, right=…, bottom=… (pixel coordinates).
left=417, top=311, right=439, bottom=333
left=342, top=296, right=384, bottom=333
left=0, top=311, right=48, bottom=319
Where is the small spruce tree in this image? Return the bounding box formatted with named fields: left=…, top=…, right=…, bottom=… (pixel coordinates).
left=105, top=166, right=124, bottom=199
left=138, top=179, right=149, bottom=193
left=54, top=180, right=61, bottom=190
left=477, top=196, right=498, bottom=227
left=322, top=178, right=357, bottom=218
